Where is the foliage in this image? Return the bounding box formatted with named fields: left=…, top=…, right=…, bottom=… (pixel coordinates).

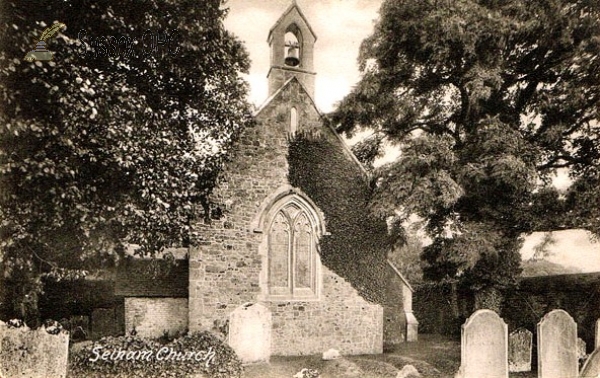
left=412, top=282, right=471, bottom=336
left=0, top=0, right=251, bottom=319
left=331, top=0, right=600, bottom=290
left=414, top=272, right=600, bottom=345
left=503, top=273, right=600, bottom=349
left=388, top=224, right=425, bottom=284
left=287, top=130, right=390, bottom=304
left=69, top=331, right=243, bottom=378
left=565, top=172, right=600, bottom=237
left=529, top=232, right=557, bottom=261
left=350, top=133, right=385, bottom=170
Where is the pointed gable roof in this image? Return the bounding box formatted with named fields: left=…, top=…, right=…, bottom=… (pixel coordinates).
left=254, top=76, right=319, bottom=118
left=267, top=2, right=317, bottom=43
left=253, top=76, right=370, bottom=181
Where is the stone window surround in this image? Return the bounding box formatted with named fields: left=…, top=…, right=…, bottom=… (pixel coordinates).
left=253, top=185, right=327, bottom=302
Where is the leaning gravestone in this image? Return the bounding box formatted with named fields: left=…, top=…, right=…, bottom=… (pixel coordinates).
left=455, top=309, right=508, bottom=378
left=537, top=309, right=578, bottom=378
left=228, top=302, right=271, bottom=364
left=580, top=348, right=600, bottom=378
left=509, top=328, right=532, bottom=372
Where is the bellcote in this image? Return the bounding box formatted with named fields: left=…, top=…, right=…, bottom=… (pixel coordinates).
left=267, top=2, right=317, bottom=99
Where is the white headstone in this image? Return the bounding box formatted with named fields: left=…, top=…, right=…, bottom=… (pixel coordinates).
left=455, top=309, right=508, bottom=378
left=228, top=302, right=271, bottom=364
left=537, top=309, right=578, bottom=378
left=508, top=328, right=532, bottom=372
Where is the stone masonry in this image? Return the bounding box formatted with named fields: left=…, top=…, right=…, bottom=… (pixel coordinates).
left=124, top=298, right=188, bottom=338
left=188, top=77, right=383, bottom=355
left=186, top=2, right=398, bottom=356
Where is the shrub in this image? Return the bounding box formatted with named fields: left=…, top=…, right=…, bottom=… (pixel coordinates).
left=69, top=331, right=242, bottom=378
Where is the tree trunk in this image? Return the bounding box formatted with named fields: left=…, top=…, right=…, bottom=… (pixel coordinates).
left=450, top=281, right=460, bottom=318
left=16, top=289, right=40, bottom=329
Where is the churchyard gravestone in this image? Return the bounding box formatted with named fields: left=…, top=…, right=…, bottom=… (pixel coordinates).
left=69, top=315, right=90, bottom=341
left=0, top=320, right=69, bottom=378
left=537, top=309, right=578, bottom=378
left=578, top=337, right=588, bottom=360
left=455, top=309, right=508, bottom=378
left=228, top=302, right=271, bottom=364
left=509, top=328, right=532, bottom=372
left=580, top=348, right=600, bottom=378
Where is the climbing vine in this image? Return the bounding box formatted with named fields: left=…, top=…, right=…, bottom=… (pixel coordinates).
left=287, top=130, right=390, bottom=304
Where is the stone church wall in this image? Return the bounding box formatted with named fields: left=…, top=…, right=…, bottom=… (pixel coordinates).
left=384, top=262, right=408, bottom=346
left=268, top=266, right=383, bottom=355
left=188, top=79, right=384, bottom=355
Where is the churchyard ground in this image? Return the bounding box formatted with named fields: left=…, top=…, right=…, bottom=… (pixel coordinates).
left=242, top=334, right=538, bottom=378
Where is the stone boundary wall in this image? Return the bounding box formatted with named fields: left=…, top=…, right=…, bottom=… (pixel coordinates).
left=414, top=273, right=600, bottom=351
left=0, top=321, right=69, bottom=378
left=124, top=297, right=188, bottom=338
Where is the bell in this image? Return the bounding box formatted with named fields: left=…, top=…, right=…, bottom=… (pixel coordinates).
left=285, top=45, right=300, bottom=67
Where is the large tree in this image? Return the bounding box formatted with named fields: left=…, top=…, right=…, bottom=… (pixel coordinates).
left=0, top=0, right=251, bottom=323
left=332, top=0, right=600, bottom=308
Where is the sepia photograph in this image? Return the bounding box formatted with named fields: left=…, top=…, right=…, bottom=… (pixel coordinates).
left=0, top=0, right=599, bottom=377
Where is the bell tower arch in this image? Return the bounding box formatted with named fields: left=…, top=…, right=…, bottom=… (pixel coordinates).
left=267, top=1, right=317, bottom=99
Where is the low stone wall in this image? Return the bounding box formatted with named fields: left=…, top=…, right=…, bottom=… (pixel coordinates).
left=124, top=297, right=188, bottom=338
left=0, top=320, right=69, bottom=378
left=414, top=273, right=600, bottom=350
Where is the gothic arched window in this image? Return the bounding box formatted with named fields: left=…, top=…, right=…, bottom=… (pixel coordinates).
left=290, top=107, right=298, bottom=134
left=267, top=201, right=318, bottom=298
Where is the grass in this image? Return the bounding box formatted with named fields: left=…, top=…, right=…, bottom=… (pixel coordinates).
left=243, top=334, right=454, bottom=377
left=243, top=334, right=538, bottom=378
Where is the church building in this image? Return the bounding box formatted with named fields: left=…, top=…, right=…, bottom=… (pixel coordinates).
left=116, top=2, right=418, bottom=358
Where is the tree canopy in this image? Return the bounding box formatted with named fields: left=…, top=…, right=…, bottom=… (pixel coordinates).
left=0, top=0, right=251, bottom=319
left=332, top=0, right=600, bottom=290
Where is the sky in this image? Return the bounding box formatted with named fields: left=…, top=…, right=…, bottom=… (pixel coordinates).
left=222, top=0, right=598, bottom=273
left=223, top=0, right=382, bottom=113
left=521, top=230, right=600, bottom=273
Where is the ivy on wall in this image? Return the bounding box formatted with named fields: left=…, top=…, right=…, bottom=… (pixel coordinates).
left=414, top=273, right=600, bottom=349
left=287, top=130, right=391, bottom=304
